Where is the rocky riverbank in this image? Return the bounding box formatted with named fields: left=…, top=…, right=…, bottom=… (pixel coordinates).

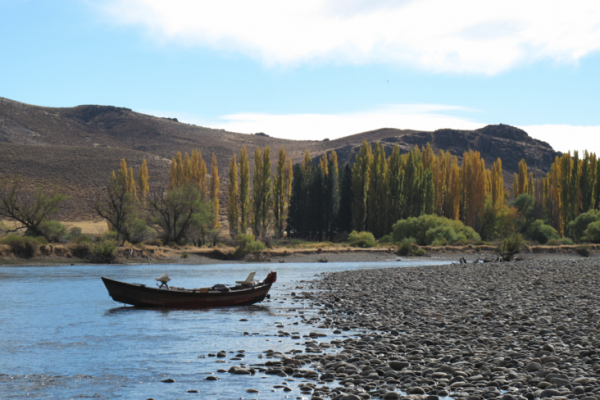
left=231, top=256, right=600, bottom=400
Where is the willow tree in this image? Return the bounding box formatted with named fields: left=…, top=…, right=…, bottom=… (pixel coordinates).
left=227, top=154, right=239, bottom=237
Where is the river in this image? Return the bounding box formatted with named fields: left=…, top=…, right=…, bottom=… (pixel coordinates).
left=0, top=259, right=450, bottom=399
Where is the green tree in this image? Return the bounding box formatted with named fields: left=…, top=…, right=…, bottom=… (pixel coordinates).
left=287, top=164, right=307, bottom=237
left=351, top=141, right=371, bottom=231
left=239, top=146, right=250, bottom=234
left=227, top=153, right=239, bottom=237
left=337, top=164, right=354, bottom=234
left=0, top=176, right=67, bottom=240
left=272, top=147, right=287, bottom=238
left=146, top=183, right=210, bottom=244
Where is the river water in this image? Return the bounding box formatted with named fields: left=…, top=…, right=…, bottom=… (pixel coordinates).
left=0, top=259, right=450, bottom=399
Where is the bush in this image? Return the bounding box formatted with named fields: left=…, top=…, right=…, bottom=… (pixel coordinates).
left=348, top=231, right=376, bottom=248
left=527, top=220, right=560, bottom=244
left=414, top=248, right=426, bottom=256
left=68, top=227, right=82, bottom=241
left=577, top=245, right=591, bottom=257
left=38, top=221, right=69, bottom=243
left=91, top=239, right=117, bottom=263
left=568, top=210, right=600, bottom=242
left=379, top=234, right=393, bottom=244
left=392, top=214, right=480, bottom=246
left=128, top=219, right=156, bottom=243
left=232, top=234, right=265, bottom=259
left=75, top=234, right=93, bottom=244
left=546, top=237, right=573, bottom=246
left=397, top=237, right=418, bottom=256
left=71, top=244, right=91, bottom=259
left=583, top=221, right=600, bottom=243
left=142, top=238, right=163, bottom=247
left=181, top=252, right=189, bottom=259
left=0, top=234, right=40, bottom=258
left=497, top=234, right=523, bottom=261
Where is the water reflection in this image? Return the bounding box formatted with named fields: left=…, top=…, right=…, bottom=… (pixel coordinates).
left=104, top=303, right=275, bottom=316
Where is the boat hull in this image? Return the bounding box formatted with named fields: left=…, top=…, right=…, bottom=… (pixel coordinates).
left=101, top=277, right=272, bottom=308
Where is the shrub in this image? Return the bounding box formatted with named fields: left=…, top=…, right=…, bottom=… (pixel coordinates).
left=527, top=220, right=560, bottom=244
left=348, top=231, right=376, bottom=248
left=232, top=234, right=265, bottom=259
left=577, top=245, right=591, bottom=257
left=379, top=234, right=393, bottom=244
left=397, top=237, right=417, bottom=256
left=546, top=237, right=573, bottom=246
left=128, top=219, right=157, bottom=243
left=38, top=221, right=69, bottom=243
left=392, top=214, right=480, bottom=246
left=68, top=227, right=82, bottom=241
left=568, top=210, right=600, bottom=242
left=142, top=238, right=163, bottom=247
left=0, top=234, right=40, bottom=258
left=91, top=239, right=117, bottom=263
left=414, top=248, right=426, bottom=256
left=497, top=234, right=524, bottom=261
left=75, top=234, right=93, bottom=244
left=583, top=221, right=600, bottom=243
left=71, top=244, right=91, bottom=259
left=181, top=252, right=189, bottom=259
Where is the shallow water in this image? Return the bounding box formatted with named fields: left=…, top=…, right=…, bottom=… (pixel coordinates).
left=0, top=259, right=450, bottom=399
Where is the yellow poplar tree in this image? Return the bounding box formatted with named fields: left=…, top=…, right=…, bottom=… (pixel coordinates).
left=138, top=159, right=149, bottom=202
left=239, top=146, right=250, bottom=234
left=209, top=154, right=220, bottom=229
left=227, top=153, right=239, bottom=237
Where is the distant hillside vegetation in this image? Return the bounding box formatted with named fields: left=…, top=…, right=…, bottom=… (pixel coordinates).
left=0, top=96, right=561, bottom=220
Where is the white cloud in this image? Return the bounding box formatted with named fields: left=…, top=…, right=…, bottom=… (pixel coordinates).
left=520, top=125, right=600, bottom=156
left=211, top=104, right=482, bottom=139
left=143, top=105, right=600, bottom=155
left=98, top=0, right=600, bottom=74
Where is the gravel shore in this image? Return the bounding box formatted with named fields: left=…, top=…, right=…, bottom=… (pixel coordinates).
left=250, top=256, right=600, bottom=400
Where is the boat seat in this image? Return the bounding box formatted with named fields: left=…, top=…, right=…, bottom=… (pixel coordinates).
left=155, top=273, right=171, bottom=289
left=235, top=271, right=256, bottom=286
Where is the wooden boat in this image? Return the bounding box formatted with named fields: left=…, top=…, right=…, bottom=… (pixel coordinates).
left=101, top=271, right=277, bottom=308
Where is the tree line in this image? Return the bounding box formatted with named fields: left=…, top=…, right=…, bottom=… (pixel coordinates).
left=3, top=142, right=600, bottom=247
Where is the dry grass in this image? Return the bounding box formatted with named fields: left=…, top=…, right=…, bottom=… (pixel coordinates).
left=62, top=220, right=109, bottom=235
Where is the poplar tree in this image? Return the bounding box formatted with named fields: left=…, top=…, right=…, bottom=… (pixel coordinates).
left=324, top=151, right=340, bottom=240
left=309, top=165, right=326, bottom=241
left=239, top=146, right=250, bottom=234
left=273, top=147, right=287, bottom=238
left=138, top=159, right=149, bottom=203
left=490, top=158, right=504, bottom=209
left=287, top=164, right=306, bottom=237
left=209, top=154, right=220, bottom=229
left=517, top=159, right=529, bottom=197
left=337, top=164, right=354, bottom=234
left=351, top=141, right=371, bottom=231
left=227, top=153, right=239, bottom=237
left=387, top=145, right=404, bottom=225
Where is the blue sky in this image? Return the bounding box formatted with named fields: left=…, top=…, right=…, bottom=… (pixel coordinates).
left=2, top=0, right=600, bottom=153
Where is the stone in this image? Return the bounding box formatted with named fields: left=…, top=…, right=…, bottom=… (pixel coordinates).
left=389, top=361, right=409, bottom=371
left=161, top=378, right=175, bottom=383
left=526, top=362, right=542, bottom=372
left=382, top=392, right=400, bottom=400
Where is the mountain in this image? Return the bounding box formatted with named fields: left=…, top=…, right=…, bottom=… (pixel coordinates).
left=0, top=97, right=561, bottom=220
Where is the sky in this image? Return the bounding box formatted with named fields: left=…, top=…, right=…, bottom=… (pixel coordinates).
left=1, top=0, right=600, bottom=154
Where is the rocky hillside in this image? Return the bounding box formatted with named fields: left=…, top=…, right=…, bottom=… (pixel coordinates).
left=0, top=97, right=561, bottom=220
